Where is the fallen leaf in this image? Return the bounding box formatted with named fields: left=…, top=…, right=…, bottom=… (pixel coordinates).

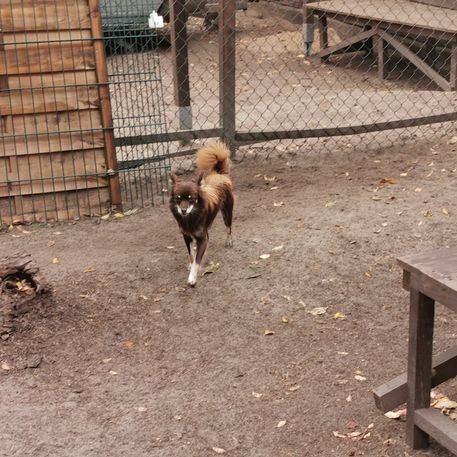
left=380, top=178, right=397, bottom=184
left=252, top=391, right=263, bottom=398
left=264, top=329, right=275, bottom=336
left=434, top=398, right=457, bottom=409
left=264, top=175, right=277, bottom=182
left=281, top=316, right=289, bottom=323
left=325, top=201, right=336, bottom=208
left=384, top=409, right=406, bottom=419
left=346, top=395, right=352, bottom=402
left=259, top=254, right=270, bottom=260
left=400, top=172, right=408, bottom=177
left=137, top=406, right=147, bottom=412
left=270, top=186, right=279, bottom=190
left=212, top=447, right=226, bottom=454
left=333, top=311, right=347, bottom=321
left=354, top=375, right=367, bottom=382
left=84, top=268, right=96, bottom=273
left=1, top=362, right=11, bottom=371
left=289, top=385, right=301, bottom=392
left=113, top=212, right=125, bottom=218
left=272, top=245, right=284, bottom=252
left=443, top=207, right=449, bottom=216
left=47, top=240, right=55, bottom=247
left=365, top=271, right=372, bottom=278
left=109, top=370, right=118, bottom=375
left=273, top=201, right=284, bottom=207
left=277, top=420, right=287, bottom=428
left=125, top=341, right=134, bottom=349
left=348, top=431, right=362, bottom=438
left=415, top=187, right=422, bottom=193
left=448, top=136, right=457, bottom=144
left=309, top=306, right=327, bottom=316
left=140, top=295, right=148, bottom=300
left=333, top=431, right=346, bottom=439
left=204, top=262, right=221, bottom=275
left=124, top=208, right=138, bottom=216
left=166, top=246, right=175, bottom=249
left=52, top=257, right=60, bottom=264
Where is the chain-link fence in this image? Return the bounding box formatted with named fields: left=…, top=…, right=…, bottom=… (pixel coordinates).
left=1, top=0, right=457, bottom=223
left=159, top=0, right=457, bottom=171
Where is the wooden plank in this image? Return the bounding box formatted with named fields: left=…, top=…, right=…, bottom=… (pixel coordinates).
left=7, top=71, right=97, bottom=90
left=4, top=109, right=102, bottom=135
left=316, top=27, right=377, bottom=58
left=306, top=0, right=457, bottom=35
left=6, top=187, right=110, bottom=223
left=219, top=0, right=237, bottom=157
left=88, top=0, right=121, bottom=210
left=451, top=44, right=457, bottom=90
left=406, top=289, right=435, bottom=449
left=0, top=131, right=105, bottom=157
left=373, top=345, right=457, bottom=413
left=0, top=43, right=95, bottom=75
left=0, top=86, right=99, bottom=116
left=0, top=1, right=91, bottom=32
left=410, top=0, right=457, bottom=11
left=415, top=408, right=457, bottom=454
left=0, top=175, right=108, bottom=198
left=0, top=149, right=106, bottom=182
left=379, top=31, right=451, bottom=91
left=2, top=30, right=92, bottom=47
left=317, top=13, right=329, bottom=59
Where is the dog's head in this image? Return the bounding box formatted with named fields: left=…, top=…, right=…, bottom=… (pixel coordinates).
left=169, top=172, right=203, bottom=217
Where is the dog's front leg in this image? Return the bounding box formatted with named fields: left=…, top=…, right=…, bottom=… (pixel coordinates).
left=188, top=234, right=208, bottom=287
left=183, top=234, right=194, bottom=269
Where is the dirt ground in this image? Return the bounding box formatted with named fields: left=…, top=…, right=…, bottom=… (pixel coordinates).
left=2, top=134, right=457, bottom=457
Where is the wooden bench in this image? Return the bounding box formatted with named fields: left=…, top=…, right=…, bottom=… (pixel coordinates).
left=374, top=248, right=457, bottom=453
left=304, top=0, right=457, bottom=90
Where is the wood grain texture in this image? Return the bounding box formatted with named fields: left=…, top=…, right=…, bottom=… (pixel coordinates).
left=306, top=0, right=457, bottom=34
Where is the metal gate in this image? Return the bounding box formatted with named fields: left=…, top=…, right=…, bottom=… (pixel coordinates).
left=101, top=0, right=171, bottom=211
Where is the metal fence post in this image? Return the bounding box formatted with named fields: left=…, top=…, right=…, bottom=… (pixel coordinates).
left=219, top=0, right=236, bottom=158
left=170, top=0, right=192, bottom=133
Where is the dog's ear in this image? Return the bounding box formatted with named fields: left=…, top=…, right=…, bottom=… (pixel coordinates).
left=195, top=171, right=204, bottom=186
left=169, top=172, right=179, bottom=184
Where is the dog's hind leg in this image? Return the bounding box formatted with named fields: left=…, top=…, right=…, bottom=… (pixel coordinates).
left=188, top=234, right=208, bottom=287
left=222, top=193, right=234, bottom=248
left=183, top=234, right=194, bottom=269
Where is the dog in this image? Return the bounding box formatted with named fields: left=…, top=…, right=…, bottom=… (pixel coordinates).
left=169, top=141, right=234, bottom=287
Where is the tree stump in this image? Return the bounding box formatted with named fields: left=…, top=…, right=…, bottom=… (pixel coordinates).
left=0, top=255, right=50, bottom=339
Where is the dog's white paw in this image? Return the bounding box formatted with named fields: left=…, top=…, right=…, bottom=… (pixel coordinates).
left=187, top=262, right=199, bottom=287
left=225, top=235, right=233, bottom=248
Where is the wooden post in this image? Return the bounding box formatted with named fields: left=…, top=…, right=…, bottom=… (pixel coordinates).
left=317, top=13, right=329, bottom=62
left=303, top=1, right=315, bottom=56
left=88, top=0, right=122, bottom=211
left=170, top=0, right=192, bottom=132
left=450, top=43, right=457, bottom=90
left=377, top=34, right=387, bottom=80
left=406, top=289, right=435, bottom=449
left=219, top=0, right=236, bottom=158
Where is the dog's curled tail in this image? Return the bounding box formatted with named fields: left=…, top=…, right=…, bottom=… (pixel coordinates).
left=196, top=141, right=230, bottom=175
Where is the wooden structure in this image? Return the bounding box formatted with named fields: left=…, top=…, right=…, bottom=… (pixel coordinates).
left=0, top=0, right=120, bottom=223
left=374, top=248, right=457, bottom=453
left=305, top=0, right=457, bottom=90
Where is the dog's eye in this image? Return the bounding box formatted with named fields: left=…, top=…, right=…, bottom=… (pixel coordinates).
left=176, top=195, right=181, bottom=201
left=188, top=195, right=192, bottom=200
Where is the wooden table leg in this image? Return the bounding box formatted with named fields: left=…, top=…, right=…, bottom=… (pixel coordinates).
left=377, top=34, right=387, bottom=81
left=407, top=289, right=435, bottom=449
left=317, top=13, right=329, bottom=62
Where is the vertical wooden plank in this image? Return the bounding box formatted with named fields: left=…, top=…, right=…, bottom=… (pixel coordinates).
left=219, top=0, right=236, bottom=158
left=317, top=13, right=328, bottom=63
left=169, top=0, right=192, bottom=131
left=450, top=42, right=457, bottom=90
left=377, top=34, right=387, bottom=80
left=406, top=288, right=435, bottom=449
left=88, top=0, right=122, bottom=211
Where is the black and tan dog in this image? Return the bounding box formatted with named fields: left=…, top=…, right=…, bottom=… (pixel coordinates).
left=169, top=142, right=234, bottom=286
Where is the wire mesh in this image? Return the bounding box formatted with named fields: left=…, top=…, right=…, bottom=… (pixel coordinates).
left=160, top=0, right=457, bottom=171
left=102, top=0, right=171, bottom=210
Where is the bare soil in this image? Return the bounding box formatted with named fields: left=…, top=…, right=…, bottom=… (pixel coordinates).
left=2, top=135, right=457, bottom=457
